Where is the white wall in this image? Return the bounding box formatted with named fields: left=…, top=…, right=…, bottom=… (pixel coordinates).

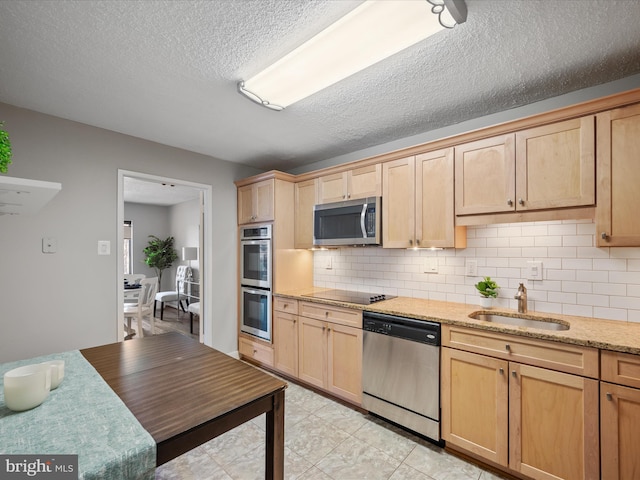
left=124, top=202, right=171, bottom=284
left=314, top=219, right=640, bottom=323
left=170, top=198, right=200, bottom=284
left=0, top=103, right=260, bottom=362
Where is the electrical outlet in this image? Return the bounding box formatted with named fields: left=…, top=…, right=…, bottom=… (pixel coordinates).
left=527, top=261, right=543, bottom=280
left=424, top=258, right=438, bottom=274
left=465, top=259, right=477, bottom=277
left=324, top=256, right=332, bottom=270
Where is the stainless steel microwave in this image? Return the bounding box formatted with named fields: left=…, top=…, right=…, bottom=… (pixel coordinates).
left=313, top=197, right=381, bottom=246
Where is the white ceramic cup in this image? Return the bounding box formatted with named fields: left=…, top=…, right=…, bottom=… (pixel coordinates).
left=3, top=364, right=52, bottom=412
left=41, top=360, right=65, bottom=389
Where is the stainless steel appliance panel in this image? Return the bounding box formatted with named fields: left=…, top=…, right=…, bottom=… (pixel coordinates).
left=363, top=331, right=439, bottom=420
left=240, top=286, right=272, bottom=342
left=362, top=312, right=440, bottom=441
left=240, top=224, right=272, bottom=289
left=313, top=197, right=380, bottom=246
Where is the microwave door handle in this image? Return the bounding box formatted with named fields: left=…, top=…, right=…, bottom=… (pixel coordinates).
left=360, top=203, right=367, bottom=238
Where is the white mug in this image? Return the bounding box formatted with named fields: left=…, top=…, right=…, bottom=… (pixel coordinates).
left=41, top=360, right=65, bottom=389
left=3, top=364, right=52, bottom=412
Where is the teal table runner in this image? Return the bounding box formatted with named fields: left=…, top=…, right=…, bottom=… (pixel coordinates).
left=0, top=350, right=156, bottom=480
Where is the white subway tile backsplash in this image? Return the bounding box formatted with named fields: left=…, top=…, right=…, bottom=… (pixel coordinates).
left=311, top=220, right=640, bottom=323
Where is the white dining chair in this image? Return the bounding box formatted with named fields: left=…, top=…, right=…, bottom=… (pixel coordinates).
left=124, top=277, right=158, bottom=338
left=154, top=266, right=191, bottom=320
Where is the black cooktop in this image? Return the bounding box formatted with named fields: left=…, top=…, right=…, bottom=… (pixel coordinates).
left=302, top=289, right=395, bottom=305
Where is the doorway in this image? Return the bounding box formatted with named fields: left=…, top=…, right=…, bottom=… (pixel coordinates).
left=117, top=170, right=213, bottom=344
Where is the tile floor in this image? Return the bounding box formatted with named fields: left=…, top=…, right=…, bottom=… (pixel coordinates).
left=155, top=375, right=508, bottom=480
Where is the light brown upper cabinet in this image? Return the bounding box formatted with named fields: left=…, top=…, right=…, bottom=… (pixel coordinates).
left=596, top=103, right=640, bottom=246
left=237, top=178, right=274, bottom=224
left=455, top=116, right=595, bottom=216
left=383, top=149, right=466, bottom=249
left=294, top=179, right=317, bottom=249
left=317, top=164, right=381, bottom=204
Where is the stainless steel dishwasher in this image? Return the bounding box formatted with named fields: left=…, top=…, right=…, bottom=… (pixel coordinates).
left=362, top=311, right=441, bottom=442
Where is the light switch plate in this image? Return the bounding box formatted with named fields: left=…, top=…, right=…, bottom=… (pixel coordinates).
left=98, top=240, right=111, bottom=255
left=42, top=237, right=57, bottom=253
left=527, top=261, right=543, bottom=280
left=465, top=259, right=477, bottom=277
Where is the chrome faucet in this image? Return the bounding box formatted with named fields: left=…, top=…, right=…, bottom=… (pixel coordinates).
left=515, top=283, right=527, bottom=313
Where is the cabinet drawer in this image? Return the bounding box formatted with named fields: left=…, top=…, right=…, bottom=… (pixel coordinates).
left=239, top=336, right=274, bottom=367
left=602, top=350, right=640, bottom=388
left=299, top=301, right=362, bottom=328
left=442, top=325, right=599, bottom=378
left=274, top=297, right=298, bottom=314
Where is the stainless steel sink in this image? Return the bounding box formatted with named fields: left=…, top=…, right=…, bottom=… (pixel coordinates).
left=469, top=312, right=569, bottom=331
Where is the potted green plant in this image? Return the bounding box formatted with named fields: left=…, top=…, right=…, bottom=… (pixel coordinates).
left=0, top=122, right=13, bottom=174
left=475, top=276, right=499, bottom=308
left=143, top=235, right=178, bottom=289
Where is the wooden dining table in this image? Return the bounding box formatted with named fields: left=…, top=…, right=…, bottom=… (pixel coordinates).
left=80, top=332, right=286, bottom=479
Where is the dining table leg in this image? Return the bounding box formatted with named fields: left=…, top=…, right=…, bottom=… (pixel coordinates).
left=265, top=388, right=285, bottom=480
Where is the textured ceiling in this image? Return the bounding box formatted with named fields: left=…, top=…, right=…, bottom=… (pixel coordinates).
left=1, top=0, right=640, bottom=172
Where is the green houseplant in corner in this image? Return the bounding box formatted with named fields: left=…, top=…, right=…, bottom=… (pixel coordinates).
left=475, top=276, right=499, bottom=309
left=143, top=235, right=179, bottom=289
left=0, top=122, right=13, bottom=174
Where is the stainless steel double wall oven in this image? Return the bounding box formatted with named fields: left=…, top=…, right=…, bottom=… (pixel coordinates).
left=239, top=224, right=272, bottom=341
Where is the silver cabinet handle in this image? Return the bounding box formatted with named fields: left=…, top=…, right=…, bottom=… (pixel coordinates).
left=601, top=232, right=608, bottom=240
left=499, top=368, right=504, bottom=375
left=409, top=239, right=413, bottom=246
left=416, top=239, right=421, bottom=245
left=518, top=198, right=524, bottom=206
left=606, top=392, right=613, bottom=401
left=507, top=199, right=513, bottom=206
left=512, top=371, right=517, bottom=378
left=505, top=344, right=511, bottom=352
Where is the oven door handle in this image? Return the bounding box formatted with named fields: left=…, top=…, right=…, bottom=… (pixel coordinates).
left=360, top=203, right=368, bottom=238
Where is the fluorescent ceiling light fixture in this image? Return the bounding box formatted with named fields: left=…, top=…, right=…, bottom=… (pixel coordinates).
left=238, top=0, right=466, bottom=110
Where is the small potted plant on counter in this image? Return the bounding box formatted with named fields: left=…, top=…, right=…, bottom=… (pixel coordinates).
left=475, top=276, right=499, bottom=309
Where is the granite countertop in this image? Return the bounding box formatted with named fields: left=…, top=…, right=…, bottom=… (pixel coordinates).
left=276, top=287, right=640, bottom=355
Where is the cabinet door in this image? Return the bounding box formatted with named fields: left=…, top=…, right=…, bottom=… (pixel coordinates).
left=317, top=172, right=347, bottom=204
left=253, top=179, right=275, bottom=223
left=297, top=317, right=326, bottom=389
left=596, top=103, right=640, bottom=246
left=509, top=363, right=599, bottom=480
left=416, top=148, right=465, bottom=248
left=237, top=184, right=256, bottom=224
left=294, top=179, right=317, bottom=249
left=347, top=164, right=381, bottom=200
left=601, top=382, right=640, bottom=480
left=382, top=156, right=415, bottom=248
left=327, top=323, right=362, bottom=404
left=515, top=116, right=595, bottom=211
left=273, top=311, right=298, bottom=377
left=455, top=134, right=516, bottom=215
left=441, top=347, right=509, bottom=467
left=237, top=180, right=274, bottom=224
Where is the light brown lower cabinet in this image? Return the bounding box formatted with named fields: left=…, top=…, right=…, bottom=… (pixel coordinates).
left=238, top=335, right=274, bottom=367
left=273, top=310, right=298, bottom=377
left=600, top=350, right=640, bottom=479
left=442, top=326, right=600, bottom=480
left=297, top=315, right=363, bottom=405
